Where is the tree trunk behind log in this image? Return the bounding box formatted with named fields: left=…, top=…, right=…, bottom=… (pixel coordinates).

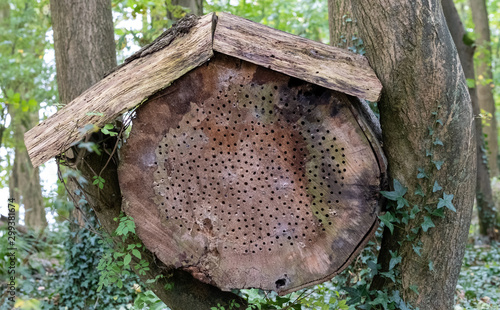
left=469, top=0, right=499, bottom=177
left=442, top=0, right=498, bottom=240
left=351, top=1, right=475, bottom=309
left=50, top=1, right=245, bottom=308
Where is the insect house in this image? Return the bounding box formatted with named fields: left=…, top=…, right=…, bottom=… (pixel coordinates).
left=25, top=13, right=385, bottom=295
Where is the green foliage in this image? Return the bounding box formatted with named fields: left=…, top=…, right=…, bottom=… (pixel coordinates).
left=97, top=214, right=150, bottom=292
left=53, top=217, right=137, bottom=309
left=205, top=0, right=329, bottom=43
left=455, top=243, right=500, bottom=309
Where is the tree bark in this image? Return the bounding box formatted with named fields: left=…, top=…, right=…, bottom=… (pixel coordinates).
left=469, top=0, right=498, bottom=176
left=351, top=1, right=475, bottom=309
left=328, top=0, right=355, bottom=49
left=442, top=0, right=498, bottom=240
left=172, top=0, right=203, bottom=16
left=1, top=2, right=47, bottom=230
left=50, top=0, right=244, bottom=308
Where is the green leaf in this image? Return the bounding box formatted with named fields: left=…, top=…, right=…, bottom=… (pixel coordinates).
left=378, top=212, right=396, bottom=234
left=415, top=184, right=425, bottom=197
left=433, top=138, right=444, bottom=146
left=410, top=205, right=420, bottom=219
left=417, top=168, right=428, bottom=179
left=428, top=260, right=434, bottom=271
left=124, top=253, right=132, bottom=266
left=466, top=78, right=476, bottom=88
left=428, top=126, right=434, bottom=136
left=132, top=249, right=141, bottom=259
left=436, top=119, right=443, bottom=126
left=426, top=149, right=433, bottom=157
left=421, top=216, right=435, bottom=232
left=389, top=251, right=402, bottom=270
left=432, top=160, right=444, bottom=170
left=432, top=181, right=442, bottom=193
left=412, top=244, right=422, bottom=257
left=409, top=284, right=419, bottom=295
left=380, top=179, right=407, bottom=201
left=437, top=192, right=456, bottom=212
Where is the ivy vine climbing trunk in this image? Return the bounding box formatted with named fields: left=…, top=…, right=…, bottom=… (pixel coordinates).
left=351, top=1, right=475, bottom=309
left=50, top=0, right=244, bottom=309
left=442, top=0, right=498, bottom=240
left=469, top=0, right=498, bottom=177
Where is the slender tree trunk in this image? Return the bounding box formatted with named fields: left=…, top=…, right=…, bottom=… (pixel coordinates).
left=351, top=1, right=475, bottom=309
left=469, top=0, right=498, bottom=177
left=1, top=3, right=46, bottom=230
left=172, top=0, right=203, bottom=16
left=50, top=1, right=244, bottom=308
left=442, top=0, right=498, bottom=240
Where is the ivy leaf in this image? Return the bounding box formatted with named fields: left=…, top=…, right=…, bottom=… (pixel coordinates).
left=432, top=160, right=444, bottom=170
left=428, top=126, right=434, bottom=136
left=428, top=260, right=434, bottom=271
left=389, top=251, right=402, bottom=270
left=421, top=216, right=435, bottom=232
left=412, top=244, right=422, bottom=257
left=417, top=168, right=428, bottom=179
left=410, top=205, right=421, bottom=219
left=437, top=192, right=456, bottom=212
left=409, top=285, right=419, bottom=295
left=415, top=184, right=425, bottom=197
left=123, top=253, right=132, bottom=266
left=378, top=212, right=396, bottom=234
left=380, top=179, right=407, bottom=201
left=436, top=119, right=443, bottom=126
left=433, top=138, right=444, bottom=146
left=426, top=149, right=433, bottom=157
left=433, top=181, right=442, bottom=193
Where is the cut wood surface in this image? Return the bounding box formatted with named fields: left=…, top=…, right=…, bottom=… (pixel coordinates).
left=24, top=13, right=214, bottom=167
left=119, top=54, right=385, bottom=294
left=213, top=12, right=382, bottom=102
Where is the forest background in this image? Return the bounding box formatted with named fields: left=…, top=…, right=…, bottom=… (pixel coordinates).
left=1, top=0, right=500, bottom=309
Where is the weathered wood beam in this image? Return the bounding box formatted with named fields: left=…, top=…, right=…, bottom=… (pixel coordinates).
left=213, top=12, right=382, bottom=102
left=24, top=13, right=214, bottom=167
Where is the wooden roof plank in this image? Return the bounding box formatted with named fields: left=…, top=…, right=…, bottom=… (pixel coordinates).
left=213, top=12, right=382, bottom=102
left=24, top=13, right=215, bottom=167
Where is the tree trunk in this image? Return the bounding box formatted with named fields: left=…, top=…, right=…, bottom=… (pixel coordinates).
left=172, top=0, right=203, bottom=16
left=1, top=2, right=47, bottom=230
left=442, top=0, right=498, bottom=240
left=351, top=1, right=475, bottom=309
left=50, top=0, right=244, bottom=308
left=469, top=0, right=498, bottom=177
left=328, top=0, right=355, bottom=49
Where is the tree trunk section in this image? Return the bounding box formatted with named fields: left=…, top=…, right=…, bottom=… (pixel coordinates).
left=351, top=1, right=475, bottom=309
left=173, top=0, right=203, bottom=16
left=50, top=0, right=245, bottom=308
left=51, top=0, right=117, bottom=105
left=328, top=0, right=355, bottom=49
left=1, top=3, right=46, bottom=230
left=442, top=0, right=498, bottom=240
left=469, top=0, right=498, bottom=176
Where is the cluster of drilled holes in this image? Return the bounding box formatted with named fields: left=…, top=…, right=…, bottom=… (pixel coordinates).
left=153, top=82, right=348, bottom=254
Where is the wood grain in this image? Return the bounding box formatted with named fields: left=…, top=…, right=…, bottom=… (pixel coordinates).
left=24, top=13, right=214, bottom=167
left=119, top=54, right=385, bottom=294
left=213, top=12, right=382, bottom=102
